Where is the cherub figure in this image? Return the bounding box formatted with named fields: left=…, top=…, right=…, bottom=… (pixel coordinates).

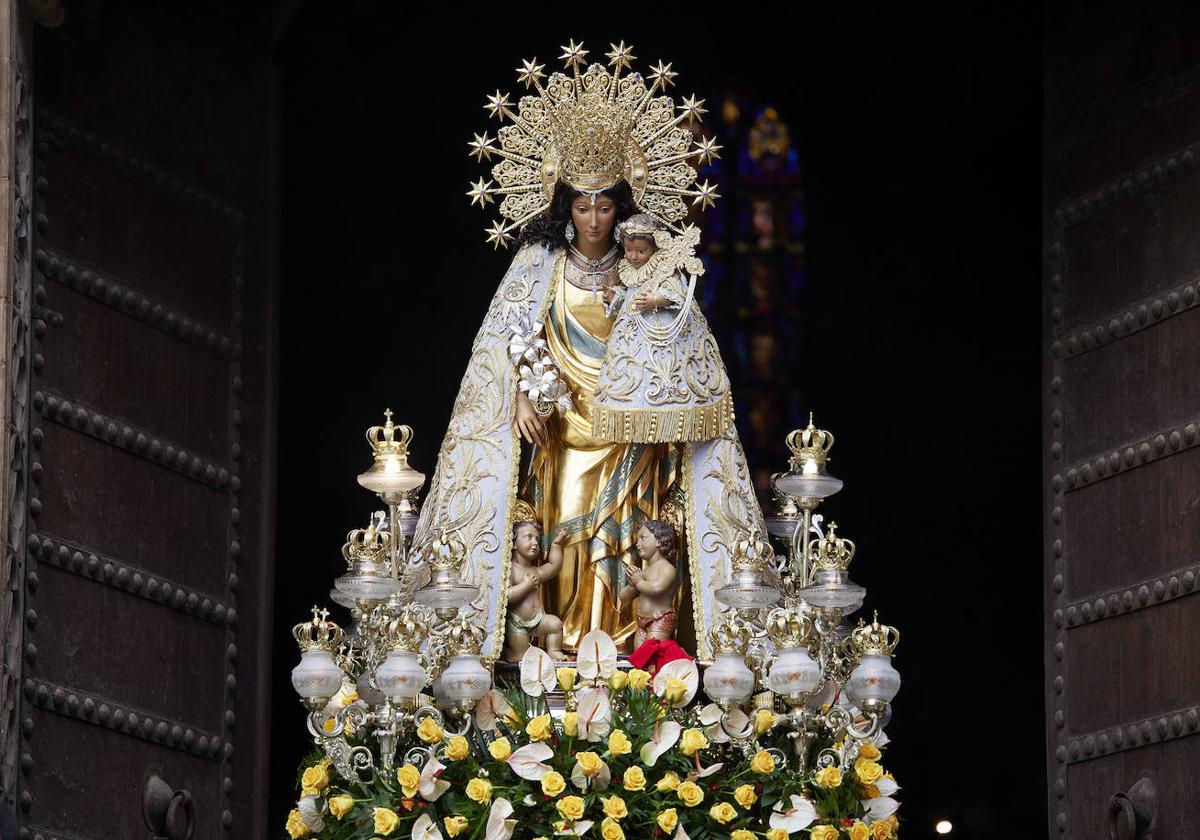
left=592, top=215, right=733, bottom=444
left=618, top=519, right=681, bottom=649
left=503, top=519, right=569, bottom=661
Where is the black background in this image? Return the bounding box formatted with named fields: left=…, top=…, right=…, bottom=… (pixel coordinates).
left=272, top=6, right=1044, bottom=838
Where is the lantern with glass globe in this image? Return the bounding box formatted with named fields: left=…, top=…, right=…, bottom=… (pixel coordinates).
left=291, top=607, right=346, bottom=710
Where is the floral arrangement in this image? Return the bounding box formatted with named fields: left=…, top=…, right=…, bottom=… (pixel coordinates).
left=286, top=630, right=900, bottom=840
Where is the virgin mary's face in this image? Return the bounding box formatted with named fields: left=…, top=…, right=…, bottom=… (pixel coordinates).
left=570, top=194, right=617, bottom=247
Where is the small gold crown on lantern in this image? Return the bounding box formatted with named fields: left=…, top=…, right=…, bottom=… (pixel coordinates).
left=444, top=615, right=488, bottom=657
left=384, top=608, right=429, bottom=653
left=850, top=611, right=900, bottom=657
left=293, top=606, right=344, bottom=653
left=731, top=528, right=773, bottom=572
left=467, top=39, right=722, bottom=248
left=341, top=523, right=393, bottom=568
left=807, top=522, right=856, bottom=571
left=365, top=409, right=413, bottom=461
left=785, top=414, right=836, bottom=470
left=709, top=612, right=753, bottom=654
left=423, top=528, right=468, bottom=572
left=764, top=606, right=817, bottom=649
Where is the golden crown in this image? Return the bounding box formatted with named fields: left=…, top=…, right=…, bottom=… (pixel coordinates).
left=421, top=528, right=468, bottom=572
left=444, top=615, right=488, bottom=657
left=764, top=606, right=816, bottom=649
left=807, top=522, right=856, bottom=571
left=709, top=613, right=754, bottom=654
left=850, top=611, right=900, bottom=657
left=467, top=39, right=722, bottom=248
left=341, top=523, right=393, bottom=567
left=365, top=409, right=413, bottom=460
left=293, top=606, right=344, bottom=653
left=731, top=528, right=773, bottom=572
left=384, top=608, right=429, bottom=653
left=785, top=414, right=836, bottom=470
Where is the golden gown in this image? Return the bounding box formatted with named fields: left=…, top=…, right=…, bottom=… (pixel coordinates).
left=524, top=256, right=679, bottom=650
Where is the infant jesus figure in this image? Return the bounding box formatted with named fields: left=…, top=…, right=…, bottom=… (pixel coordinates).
left=618, top=520, right=681, bottom=650
left=502, top=520, right=569, bottom=662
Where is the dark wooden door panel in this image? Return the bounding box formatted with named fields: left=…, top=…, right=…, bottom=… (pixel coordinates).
left=1046, top=8, right=1200, bottom=838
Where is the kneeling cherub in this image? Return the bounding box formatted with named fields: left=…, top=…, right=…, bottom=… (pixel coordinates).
left=503, top=518, right=569, bottom=661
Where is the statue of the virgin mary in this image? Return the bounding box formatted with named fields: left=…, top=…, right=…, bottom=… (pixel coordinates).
left=408, top=41, right=766, bottom=661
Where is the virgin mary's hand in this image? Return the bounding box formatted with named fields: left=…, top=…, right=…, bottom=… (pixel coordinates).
left=513, top=391, right=547, bottom=445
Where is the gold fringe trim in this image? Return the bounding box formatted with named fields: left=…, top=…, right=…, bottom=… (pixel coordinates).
left=591, top=392, right=734, bottom=444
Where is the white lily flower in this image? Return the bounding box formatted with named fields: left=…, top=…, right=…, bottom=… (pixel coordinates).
left=688, top=761, right=724, bottom=780
left=874, top=776, right=900, bottom=797
left=518, top=361, right=559, bottom=403
left=697, top=703, right=749, bottom=743
left=639, top=720, right=681, bottom=767
left=652, top=658, right=699, bottom=708
left=673, top=825, right=690, bottom=840
left=411, top=812, right=444, bottom=840
left=297, top=795, right=324, bottom=833
left=474, top=689, right=513, bottom=731
left=520, top=646, right=558, bottom=697
left=575, top=686, right=611, bottom=742
left=419, top=756, right=450, bottom=801
left=507, top=317, right=547, bottom=367
left=576, top=629, right=618, bottom=680
left=862, top=796, right=901, bottom=821
left=769, top=794, right=817, bottom=832
left=485, top=797, right=517, bottom=840
left=569, top=754, right=611, bottom=791
left=507, top=742, right=554, bottom=781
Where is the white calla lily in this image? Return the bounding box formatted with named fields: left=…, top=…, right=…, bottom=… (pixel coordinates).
left=485, top=797, right=517, bottom=840
left=576, top=629, right=618, bottom=679
left=863, top=796, right=901, bottom=821
left=297, top=795, right=324, bottom=833
left=875, top=776, right=900, bottom=797
left=689, top=761, right=724, bottom=780
left=672, top=825, right=690, bottom=840
left=769, top=794, right=817, bottom=832
left=652, top=658, right=699, bottom=708
left=507, top=742, right=554, bottom=780
left=555, top=820, right=594, bottom=836
left=569, top=755, right=611, bottom=791
left=474, top=689, right=513, bottom=731
left=575, top=686, right=612, bottom=742
left=639, top=720, right=681, bottom=766
left=419, top=756, right=450, bottom=801
left=520, top=646, right=557, bottom=697
left=697, top=703, right=749, bottom=743
left=411, top=812, right=444, bottom=840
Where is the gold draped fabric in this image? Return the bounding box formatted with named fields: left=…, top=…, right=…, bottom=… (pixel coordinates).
left=524, top=256, right=678, bottom=650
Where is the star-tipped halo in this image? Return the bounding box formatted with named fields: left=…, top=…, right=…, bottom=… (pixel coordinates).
left=606, top=41, right=636, bottom=72
left=692, top=180, right=720, bottom=209
left=468, top=132, right=496, bottom=162
left=484, top=90, right=511, bottom=120
left=515, top=58, right=545, bottom=89
left=559, top=39, right=588, bottom=71
left=466, top=178, right=495, bottom=207
left=647, top=60, right=678, bottom=89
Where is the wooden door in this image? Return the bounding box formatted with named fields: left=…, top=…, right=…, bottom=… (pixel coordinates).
left=1044, top=6, right=1200, bottom=838
left=0, top=3, right=275, bottom=837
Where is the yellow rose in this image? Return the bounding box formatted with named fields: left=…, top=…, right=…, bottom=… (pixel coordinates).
left=541, top=770, right=567, bottom=798
left=732, top=832, right=756, bottom=840
left=657, top=808, right=679, bottom=833
left=733, top=783, right=758, bottom=809
left=417, top=717, right=444, bottom=744
left=811, top=827, right=840, bottom=840
left=858, top=743, right=882, bottom=760
left=656, top=771, right=681, bottom=792
left=622, top=766, right=646, bottom=791
left=300, top=762, right=330, bottom=791
left=849, top=822, right=871, bottom=840
left=576, top=751, right=604, bottom=776
left=285, top=809, right=309, bottom=839
left=396, top=764, right=421, bottom=798
left=679, top=727, right=708, bottom=757
left=328, top=795, right=354, bottom=820
left=872, top=820, right=895, bottom=839
left=750, top=750, right=775, bottom=774
left=557, top=795, right=585, bottom=821
left=301, top=787, right=318, bottom=798
left=609, top=669, right=629, bottom=691
left=562, top=712, right=579, bottom=737
left=444, top=816, right=470, bottom=838
left=488, top=737, right=513, bottom=761
left=766, top=830, right=789, bottom=840
left=708, top=802, right=738, bottom=824
left=600, top=817, right=625, bottom=840
left=627, top=668, right=651, bottom=690
left=814, top=766, right=843, bottom=788
left=504, top=707, right=524, bottom=727
left=527, top=713, right=553, bottom=741
left=608, top=729, right=632, bottom=756
left=373, top=806, right=401, bottom=836
left=602, top=795, right=628, bottom=820
left=862, top=783, right=881, bottom=799
left=465, top=777, right=493, bottom=805
left=557, top=667, right=578, bottom=692
left=663, top=677, right=688, bottom=704
left=754, top=708, right=776, bottom=735
left=854, top=758, right=884, bottom=783
left=676, top=780, right=705, bottom=808
left=445, top=735, right=469, bottom=761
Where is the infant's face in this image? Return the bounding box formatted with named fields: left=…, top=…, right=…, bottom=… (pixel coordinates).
left=622, top=237, right=656, bottom=268
left=635, top=526, right=659, bottom=560
left=514, top=524, right=541, bottom=560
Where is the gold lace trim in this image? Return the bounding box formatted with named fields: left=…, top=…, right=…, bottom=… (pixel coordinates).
left=591, top=392, right=734, bottom=444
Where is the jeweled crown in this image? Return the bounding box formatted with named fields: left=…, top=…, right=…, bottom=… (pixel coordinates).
left=341, top=523, right=392, bottom=567
left=807, top=521, right=856, bottom=571
left=850, top=611, right=900, bottom=657
left=785, top=414, right=835, bottom=470
left=731, top=527, right=773, bottom=572
left=293, top=606, right=344, bottom=653
left=384, top=608, right=429, bottom=653
left=709, top=613, right=753, bottom=654
left=765, top=606, right=816, bottom=649
left=444, top=615, right=488, bottom=657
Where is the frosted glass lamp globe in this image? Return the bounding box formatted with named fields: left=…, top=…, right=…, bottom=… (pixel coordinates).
left=375, top=649, right=427, bottom=702
left=702, top=652, right=756, bottom=704
left=291, top=649, right=343, bottom=703
left=847, top=653, right=901, bottom=706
